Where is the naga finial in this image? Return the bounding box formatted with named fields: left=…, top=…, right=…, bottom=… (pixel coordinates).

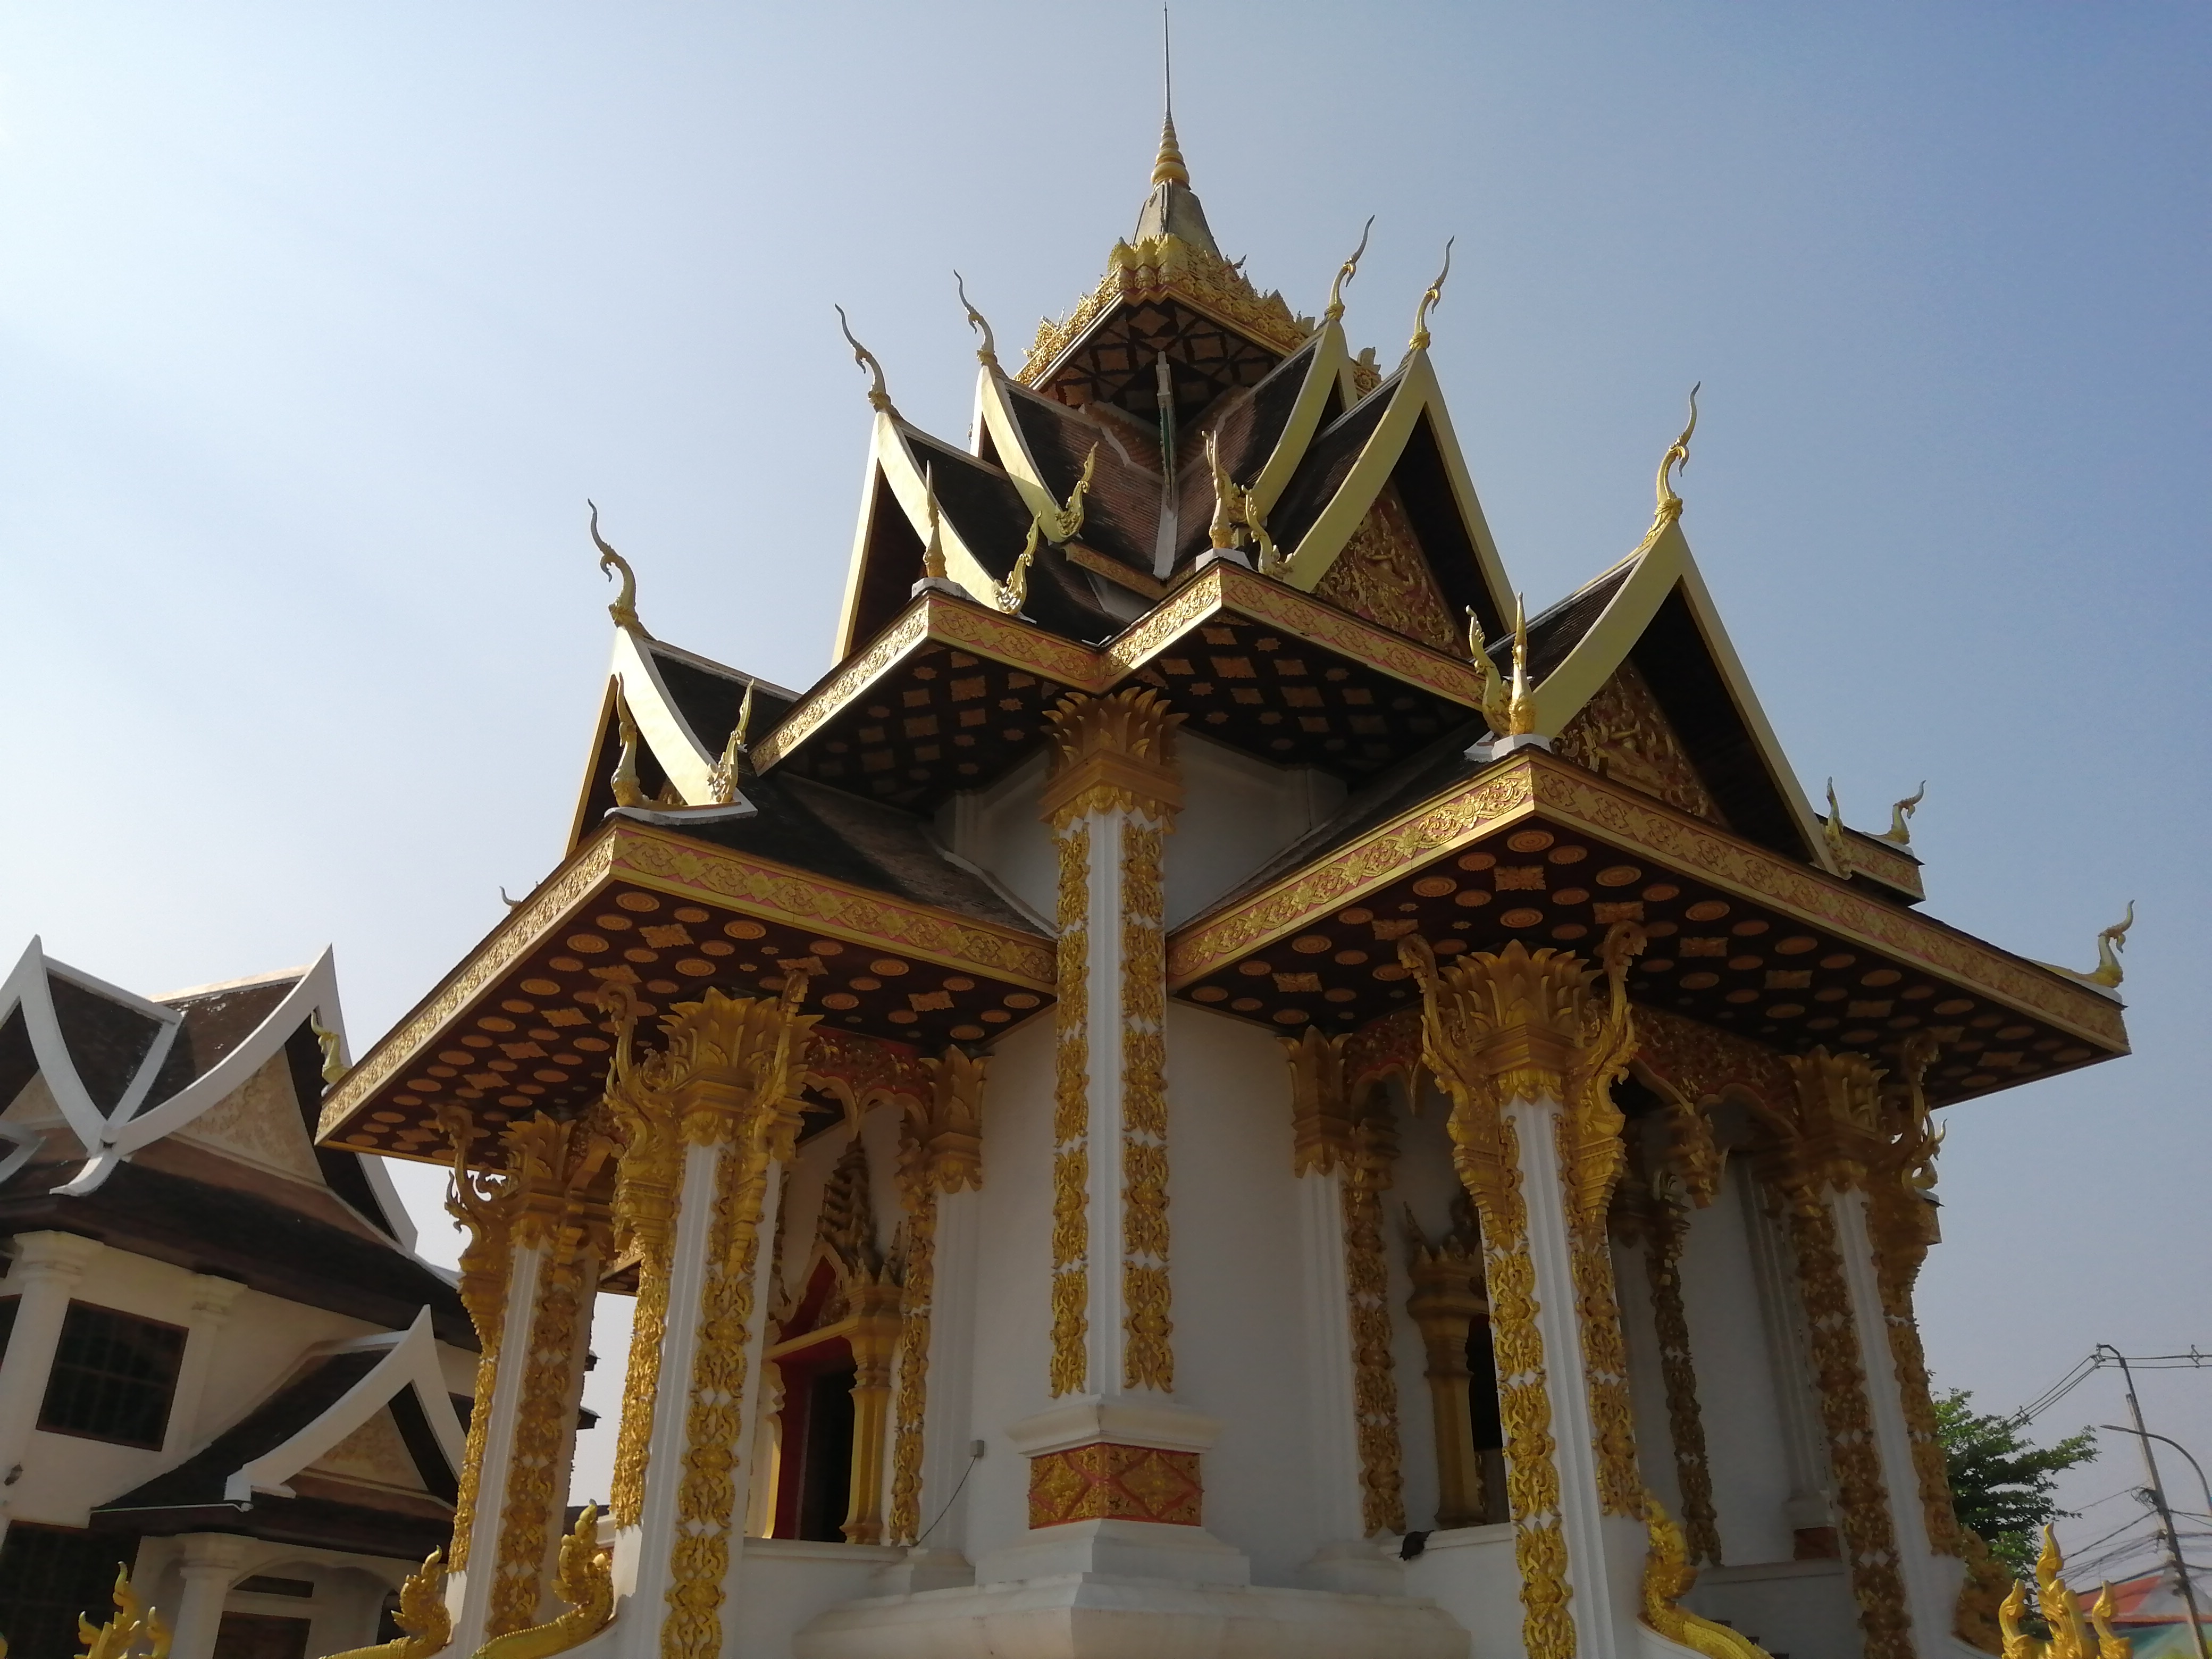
left=1408, top=237, right=1454, bottom=353
left=1650, top=384, right=1700, bottom=534
left=309, top=1017, right=346, bottom=1086
left=1466, top=602, right=1535, bottom=739
left=1204, top=431, right=1242, bottom=551
left=1243, top=485, right=1284, bottom=575
left=1325, top=215, right=1375, bottom=323
left=920, top=464, right=948, bottom=580
left=610, top=687, right=647, bottom=808
left=1822, top=779, right=1851, bottom=869
left=834, top=305, right=895, bottom=414
left=1044, top=445, right=1096, bottom=543
left=708, top=680, right=755, bottom=806
left=1506, top=592, right=1535, bottom=736
left=2031, top=901, right=2135, bottom=993
left=955, top=271, right=999, bottom=370
left=588, top=500, right=644, bottom=635
left=1880, top=781, right=1926, bottom=845
left=996, top=529, right=1035, bottom=615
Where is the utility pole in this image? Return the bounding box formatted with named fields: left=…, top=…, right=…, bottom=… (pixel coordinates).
left=2099, top=1344, right=2208, bottom=1657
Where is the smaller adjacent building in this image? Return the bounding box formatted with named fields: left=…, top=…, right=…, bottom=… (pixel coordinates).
left=0, top=941, right=479, bottom=1659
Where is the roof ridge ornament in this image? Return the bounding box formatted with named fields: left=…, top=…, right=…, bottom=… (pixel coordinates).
left=708, top=680, right=755, bottom=806
left=1465, top=598, right=1537, bottom=739
left=2035, top=901, right=2133, bottom=992
left=1878, top=782, right=1926, bottom=845
left=1632, top=384, right=1700, bottom=558
left=1822, top=779, right=1850, bottom=868
left=1407, top=237, right=1454, bottom=355
left=1152, top=111, right=1189, bottom=189
left=995, top=536, right=1034, bottom=615
left=610, top=687, right=647, bottom=808
left=1324, top=215, right=1375, bottom=324
left=835, top=305, right=896, bottom=415
left=589, top=501, right=646, bottom=635
left=921, top=465, right=949, bottom=580
left=955, top=271, right=999, bottom=370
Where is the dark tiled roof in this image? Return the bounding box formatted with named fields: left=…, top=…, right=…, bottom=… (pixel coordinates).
left=647, top=646, right=799, bottom=757
left=0, top=1158, right=475, bottom=1349
left=1004, top=386, right=1160, bottom=575
left=47, top=976, right=164, bottom=1113
left=1231, top=337, right=1316, bottom=480
left=145, top=977, right=295, bottom=1100
left=1267, top=375, right=1402, bottom=556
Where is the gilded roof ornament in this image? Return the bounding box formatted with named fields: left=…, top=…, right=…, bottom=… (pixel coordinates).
left=309, top=1017, right=347, bottom=1086
left=707, top=681, right=755, bottom=806
left=1045, top=445, right=1096, bottom=543
left=995, top=534, right=1034, bottom=616
left=1630, top=384, right=1701, bottom=558
left=835, top=305, right=896, bottom=415
left=954, top=271, right=999, bottom=370
left=920, top=464, right=949, bottom=581
left=2038, top=902, right=2133, bottom=992
left=610, top=688, right=647, bottom=809
left=1204, top=431, right=1242, bottom=552
left=1151, top=111, right=1189, bottom=188
left=1822, top=779, right=1850, bottom=869
left=1407, top=237, right=1454, bottom=354
left=1323, top=216, right=1375, bottom=324
left=1465, top=598, right=1536, bottom=738
left=1878, top=782, right=1925, bottom=845
left=588, top=501, right=645, bottom=635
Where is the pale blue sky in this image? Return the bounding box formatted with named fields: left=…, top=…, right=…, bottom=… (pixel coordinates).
left=2, top=3, right=2205, bottom=1555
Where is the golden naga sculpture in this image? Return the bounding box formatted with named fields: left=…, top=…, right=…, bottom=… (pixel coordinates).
left=1465, top=596, right=1536, bottom=739
left=309, top=1017, right=347, bottom=1085
left=707, top=679, right=755, bottom=806
left=2037, top=902, right=2133, bottom=992
left=1998, top=1527, right=2129, bottom=1659
left=1822, top=779, right=1852, bottom=871
left=954, top=269, right=999, bottom=368
left=1323, top=214, right=1374, bottom=323
left=1043, top=444, right=1097, bottom=544
left=324, top=1551, right=449, bottom=1659
left=1407, top=237, right=1453, bottom=354
left=1879, top=781, right=1926, bottom=845
left=834, top=304, right=895, bottom=415
left=996, top=539, right=1034, bottom=615
left=76, top=1570, right=170, bottom=1659
left=1641, top=1493, right=1772, bottom=1659
left=475, top=1505, right=614, bottom=1659
left=609, top=687, right=648, bottom=809
left=588, top=499, right=644, bottom=635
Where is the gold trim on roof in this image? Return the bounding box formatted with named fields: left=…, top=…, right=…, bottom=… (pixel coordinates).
left=1165, top=751, right=2129, bottom=1052
left=1018, top=232, right=1308, bottom=387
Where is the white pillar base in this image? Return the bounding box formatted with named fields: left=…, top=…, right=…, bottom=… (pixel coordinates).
left=1297, top=1537, right=1406, bottom=1597
left=795, top=1574, right=1470, bottom=1659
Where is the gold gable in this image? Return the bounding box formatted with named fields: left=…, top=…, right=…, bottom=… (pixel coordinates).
left=1311, top=483, right=1459, bottom=653
left=1552, top=659, right=1727, bottom=827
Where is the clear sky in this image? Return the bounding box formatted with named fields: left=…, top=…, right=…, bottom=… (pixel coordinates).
left=3, top=2, right=2205, bottom=1563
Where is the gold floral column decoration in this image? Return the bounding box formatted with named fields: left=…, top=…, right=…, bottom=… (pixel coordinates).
left=1759, top=1048, right=1912, bottom=1659
left=649, top=981, right=819, bottom=1659
left=1284, top=1029, right=1405, bottom=1535
left=889, top=1046, right=987, bottom=1545
left=435, top=1105, right=523, bottom=1578
left=1630, top=1167, right=1723, bottom=1565
left=596, top=982, right=684, bottom=1530
left=1398, top=920, right=1645, bottom=1659
left=1405, top=1197, right=1487, bottom=1528
left=1039, top=687, right=1184, bottom=1398
left=488, top=1113, right=614, bottom=1639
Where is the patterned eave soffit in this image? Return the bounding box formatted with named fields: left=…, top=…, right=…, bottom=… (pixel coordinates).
left=1526, top=518, right=1839, bottom=877
left=1273, top=344, right=1516, bottom=640
left=0, top=940, right=354, bottom=1194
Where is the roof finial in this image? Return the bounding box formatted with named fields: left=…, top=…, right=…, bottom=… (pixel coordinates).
left=588, top=500, right=645, bottom=635
left=954, top=271, right=999, bottom=370
left=708, top=681, right=755, bottom=806
left=1152, top=8, right=1188, bottom=188
left=1325, top=216, right=1375, bottom=323
left=1409, top=237, right=1454, bottom=353
left=834, top=305, right=895, bottom=414
left=1652, top=383, right=1700, bottom=530
left=921, top=465, right=949, bottom=580
left=1879, top=781, right=1926, bottom=845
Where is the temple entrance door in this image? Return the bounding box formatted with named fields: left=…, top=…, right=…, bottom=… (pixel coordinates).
left=1467, top=1321, right=1509, bottom=1525
left=770, top=1337, right=857, bottom=1541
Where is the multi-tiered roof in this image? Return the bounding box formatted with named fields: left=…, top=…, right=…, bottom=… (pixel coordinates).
left=320, top=123, right=2127, bottom=1169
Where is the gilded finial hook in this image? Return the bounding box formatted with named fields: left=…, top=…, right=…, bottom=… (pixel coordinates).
left=610, top=686, right=646, bottom=809
left=1506, top=591, right=1535, bottom=736
left=1655, top=384, right=1700, bottom=523
left=954, top=271, right=998, bottom=369
left=309, top=1017, right=346, bottom=1086
left=920, top=463, right=949, bottom=581
left=1325, top=215, right=1375, bottom=323
left=834, top=305, right=895, bottom=414
left=588, top=500, right=644, bottom=635
left=1880, top=781, right=1926, bottom=845
left=1408, top=236, right=1454, bottom=353
left=708, top=680, right=754, bottom=806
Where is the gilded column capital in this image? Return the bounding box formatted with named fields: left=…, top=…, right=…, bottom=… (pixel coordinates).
left=1039, top=686, right=1185, bottom=827
left=903, top=1045, right=987, bottom=1198
left=1775, top=1046, right=1888, bottom=1196
left=1283, top=1027, right=1357, bottom=1177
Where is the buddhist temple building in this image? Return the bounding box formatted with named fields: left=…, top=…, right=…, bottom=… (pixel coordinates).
left=20, top=110, right=2135, bottom=1659
left=0, top=943, right=480, bottom=1659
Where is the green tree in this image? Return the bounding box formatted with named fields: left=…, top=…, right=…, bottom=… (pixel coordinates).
left=1936, top=1387, right=2099, bottom=1579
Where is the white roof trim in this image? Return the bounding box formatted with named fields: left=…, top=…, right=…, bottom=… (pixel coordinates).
left=224, top=1308, right=464, bottom=1503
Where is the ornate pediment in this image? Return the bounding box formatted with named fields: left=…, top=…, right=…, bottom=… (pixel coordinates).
left=1552, top=660, right=1727, bottom=827
left=1311, top=483, right=1459, bottom=653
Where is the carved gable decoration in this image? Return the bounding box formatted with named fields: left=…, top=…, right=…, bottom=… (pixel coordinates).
left=1553, top=660, right=1729, bottom=828
left=306, top=1405, right=429, bottom=1494
left=173, top=1050, right=323, bottom=1184
left=1312, top=483, right=1459, bottom=653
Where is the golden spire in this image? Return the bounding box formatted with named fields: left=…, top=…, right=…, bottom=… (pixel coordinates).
left=1324, top=216, right=1374, bottom=323
left=588, top=500, right=644, bottom=634
left=834, top=305, right=895, bottom=414
left=954, top=271, right=998, bottom=370
left=1152, top=112, right=1189, bottom=188
left=1408, top=237, right=1454, bottom=353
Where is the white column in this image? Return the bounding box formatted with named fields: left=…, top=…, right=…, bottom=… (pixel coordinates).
left=1831, top=1188, right=1966, bottom=1650
left=446, top=1240, right=547, bottom=1655
left=717, top=1161, right=786, bottom=1603
left=1740, top=1171, right=1838, bottom=1547
left=167, top=1533, right=248, bottom=1659
left=163, top=1275, right=248, bottom=1459
left=0, top=1230, right=103, bottom=1540
left=916, top=1184, right=982, bottom=1547
left=1297, top=1165, right=1364, bottom=1546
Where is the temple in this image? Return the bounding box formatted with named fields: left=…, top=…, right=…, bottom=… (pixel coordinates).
left=17, top=112, right=2134, bottom=1659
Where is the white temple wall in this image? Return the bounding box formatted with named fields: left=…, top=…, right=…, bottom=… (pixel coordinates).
left=956, top=1012, right=1056, bottom=1565
left=934, top=752, right=1055, bottom=921
left=1157, top=1002, right=1322, bottom=1586
left=1681, top=1158, right=1799, bottom=1565
left=1155, top=738, right=1344, bottom=927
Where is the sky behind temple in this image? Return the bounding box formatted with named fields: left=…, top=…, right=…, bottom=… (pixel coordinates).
left=2, top=2, right=2206, bottom=1560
